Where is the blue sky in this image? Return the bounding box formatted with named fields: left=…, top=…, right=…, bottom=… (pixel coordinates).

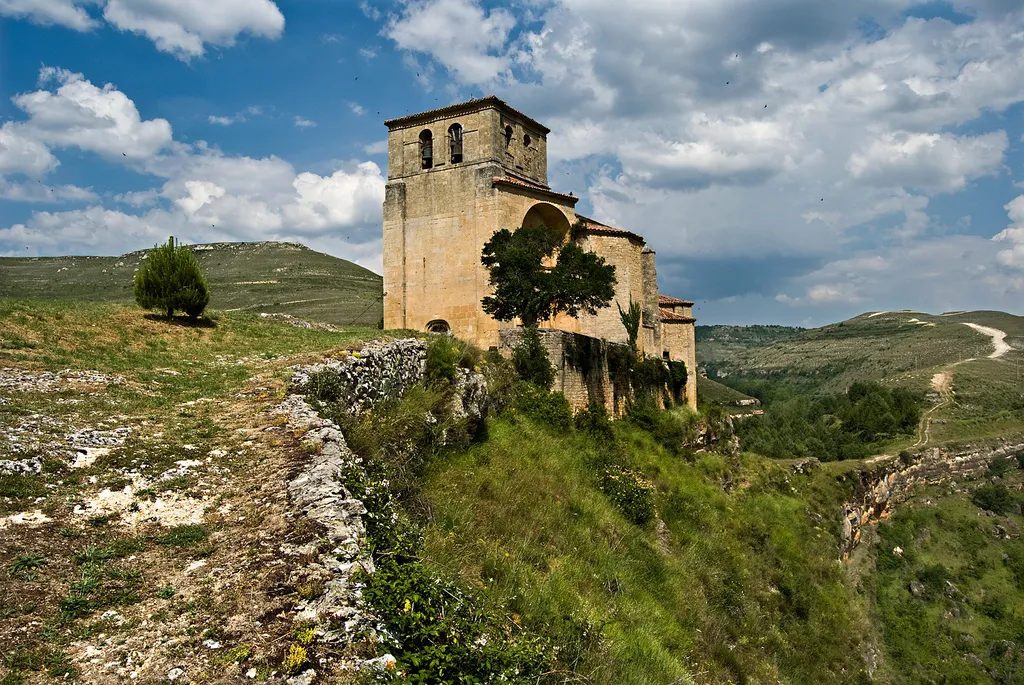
left=2, top=0, right=1024, bottom=326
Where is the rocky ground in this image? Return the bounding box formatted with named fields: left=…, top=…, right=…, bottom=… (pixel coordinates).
left=0, top=302, right=396, bottom=684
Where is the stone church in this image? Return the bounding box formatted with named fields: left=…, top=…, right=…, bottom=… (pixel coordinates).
left=382, top=96, right=697, bottom=407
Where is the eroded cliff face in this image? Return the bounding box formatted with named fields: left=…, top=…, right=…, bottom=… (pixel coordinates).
left=841, top=442, right=1024, bottom=559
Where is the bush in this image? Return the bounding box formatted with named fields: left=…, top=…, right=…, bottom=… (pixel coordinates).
left=632, top=357, right=669, bottom=398
left=513, top=383, right=573, bottom=432
left=512, top=327, right=555, bottom=389
left=574, top=402, right=614, bottom=441
left=305, top=368, right=344, bottom=406
left=133, top=236, right=210, bottom=318
left=668, top=360, right=688, bottom=403
left=600, top=467, right=656, bottom=525
left=425, top=335, right=482, bottom=388
left=971, top=484, right=1015, bottom=515
left=986, top=456, right=1013, bottom=478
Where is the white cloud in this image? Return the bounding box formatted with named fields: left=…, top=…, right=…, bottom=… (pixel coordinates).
left=208, top=105, right=263, bottom=126
left=0, top=178, right=98, bottom=203
left=0, top=122, right=59, bottom=176
left=0, top=0, right=99, bottom=31
left=993, top=195, right=1024, bottom=270
left=386, top=0, right=516, bottom=83
left=102, top=0, right=285, bottom=59
left=847, top=131, right=1007, bottom=192
left=363, top=140, right=389, bottom=155
left=1, top=0, right=285, bottom=60
left=348, top=102, right=366, bottom=116
left=11, top=67, right=172, bottom=162
left=0, top=66, right=387, bottom=263
left=293, top=116, right=317, bottom=128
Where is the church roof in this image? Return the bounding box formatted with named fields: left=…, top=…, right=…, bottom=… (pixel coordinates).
left=659, top=307, right=696, bottom=323
left=384, top=95, right=551, bottom=134
left=575, top=215, right=646, bottom=244
left=658, top=294, right=694, bottom=306
left=493, top=176, right=579, bottom=205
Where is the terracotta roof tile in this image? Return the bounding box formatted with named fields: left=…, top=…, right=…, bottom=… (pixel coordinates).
left=492, top=176, right=578, bottom=204
left=659, top=294, right=694, bottom=306
left=574, top=214, right=646, bottom=243
left=659, top=307, right=696, bottom=323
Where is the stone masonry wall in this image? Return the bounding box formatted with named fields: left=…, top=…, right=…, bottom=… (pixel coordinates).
left=841, top=441, right=1024, bottom=559
left=499, top=328, right=633, bottom=415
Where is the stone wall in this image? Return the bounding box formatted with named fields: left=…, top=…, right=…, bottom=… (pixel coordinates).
left=280, top=338, right=490, bottom=676
left=499, top=327, right=636, bottom=415
left=291, top=339, right=427, bottom=416
left=840, top=441, right=1024, bottom=559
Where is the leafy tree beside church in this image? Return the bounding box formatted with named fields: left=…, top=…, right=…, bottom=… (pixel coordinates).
left=480, top=223, right=617, bottom=329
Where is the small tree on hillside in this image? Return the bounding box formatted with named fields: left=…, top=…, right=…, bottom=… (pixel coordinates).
left=133, top=236, right=210, bottom=319
left=480, top=224, right=617, bottom=328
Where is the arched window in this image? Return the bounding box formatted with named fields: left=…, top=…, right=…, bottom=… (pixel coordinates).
left=504, top=125, right=513, bottom=149
left=448, top=123, right=463, bottom=164
left=419, top=129, right=433, bottom=169
left=426, top=319, right=451, bottom=334
left=523, top=133, right=532, bottom=148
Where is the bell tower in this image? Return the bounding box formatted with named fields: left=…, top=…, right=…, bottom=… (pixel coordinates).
left=381, top=96, right=577, bottom=346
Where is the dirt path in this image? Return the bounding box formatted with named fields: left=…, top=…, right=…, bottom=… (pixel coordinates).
left=911, top=322, right=1012, bottom=448
left=961, top=323, right=1012, bottom=358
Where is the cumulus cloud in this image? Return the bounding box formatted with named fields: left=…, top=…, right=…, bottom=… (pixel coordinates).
left=11, top=67, right=173, bottom=162
left=1, top=0, right=284, bottom=59
left=0, top=0, right=98, bottom=30
left=386, top=0, right=516, bottom=83
left=847, top=131, right=1007, bottom=192
left=993, top=195, right=1024, bottom=270
left=0, top=67, right=387, bottom=263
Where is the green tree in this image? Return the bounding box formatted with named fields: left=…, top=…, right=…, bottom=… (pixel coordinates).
left=133, top=236, right=210, bottom=319
left=480, top=224, right=617, bottom=329
left=617, top=297, right=642, bottom=350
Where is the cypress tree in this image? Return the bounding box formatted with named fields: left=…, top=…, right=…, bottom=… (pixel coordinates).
left=133, top=236, right=211, bottom=319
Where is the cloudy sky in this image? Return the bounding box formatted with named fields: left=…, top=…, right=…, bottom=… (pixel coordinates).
left=2, top=0, right=1024, bottom=325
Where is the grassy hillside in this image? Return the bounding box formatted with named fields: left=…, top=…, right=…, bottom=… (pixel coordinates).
left=0, top=241, right=383, bottom=327
left=700, top=310, right=1024, bottom=448
left=697, top=376, right=759, bottom=409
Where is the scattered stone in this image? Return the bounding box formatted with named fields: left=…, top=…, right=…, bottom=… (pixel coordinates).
left=167, top=667, right=184, bottom=681
left=908, top=581, right=925, bottom=598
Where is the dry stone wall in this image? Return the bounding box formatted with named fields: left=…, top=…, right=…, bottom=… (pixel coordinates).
left=280, top=337, right=489, bottom=677
left=841, top=441, right=1024, bottom=559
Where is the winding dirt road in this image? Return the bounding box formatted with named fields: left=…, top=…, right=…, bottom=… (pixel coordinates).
left=912, top=322, right=1013, bottom=448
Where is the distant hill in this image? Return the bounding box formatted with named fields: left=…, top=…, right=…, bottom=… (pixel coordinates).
left=696, top=376, right=759, bottom=411
left=699, top=309, right=1024, bottom=445
left=0, top=241, right=383, bottom=327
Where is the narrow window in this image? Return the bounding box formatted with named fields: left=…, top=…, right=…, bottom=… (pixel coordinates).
left=419, top=129, right=433, bottom=169
left=504, top=125, right=513, bottom=149
left=663, top=351, right=670, bottom=361
left=448, top=123, right=463, bottom=164
left=523, top=133, right=531, bottom=148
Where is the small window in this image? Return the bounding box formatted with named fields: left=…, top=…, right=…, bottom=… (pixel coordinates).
left=448, top=123, right=463, bottom=164
left=663, top=351, right=670, bottom=361
left=426, top=319, right=451, bottom=334
left=419, top=129, right=433, bottom=169
left=504, top=125, right=513, bottom=149
left=523, top=133, right=531, bottom=148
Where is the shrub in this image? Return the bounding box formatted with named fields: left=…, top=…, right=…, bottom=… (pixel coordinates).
left=574, top=401, right=614, bottom=441
left=971, top=484, right=1015, bottom=515
left=424, top=334, right=480, bottom=388
left=986, top=456, right=1013, bottom=478
left=513, top=383, right=573, bottom=432
left=133, top=236, right=210, bottom=318
left=632, top=357, right=669, bottom=398
left=668, top=360, right=688, bottom=403
left=156, top=524, right=210, bottom=547
left=282, top=644, right=307, bottom=674
left=305, top=368, right=344, bottom=406
left=511, top=327, right=555, bottom=389
left=617, top=298, right=642, bottom=350
left=600, top=467, right=656, bottom=525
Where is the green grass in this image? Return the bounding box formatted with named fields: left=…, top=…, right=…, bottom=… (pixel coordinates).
left=0, top=241, right=383, bottom=327
left=420, top=415, right=873, bottom=684
left=697, top=376, right=758, bottom=407
left=868, top=468, right=1024, bottom=684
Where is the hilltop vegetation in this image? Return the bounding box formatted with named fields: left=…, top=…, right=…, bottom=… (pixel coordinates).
left=0, top=241, right=383, bottom=327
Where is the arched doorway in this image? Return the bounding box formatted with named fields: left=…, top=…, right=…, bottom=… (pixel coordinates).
left=426, top=319, right=451, bottom=334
